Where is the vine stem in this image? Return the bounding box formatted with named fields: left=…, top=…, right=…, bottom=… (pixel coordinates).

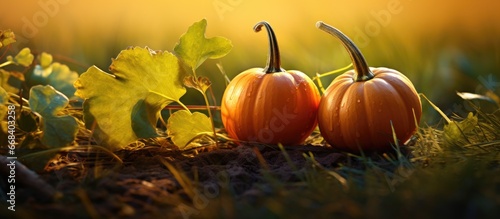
left=313, top=63, right=354, bottom=93
left=313, top=63, right=353, bottom=80
left=315, top=73, right=326, bottom=93
left=192, top=69, right=219, bottom=147
left=173, top=99, right=191, bottom=113
left=164, top=105, right=220, bottom=110
left=203, top=90, right=218, bottom=141
left=316, top=21, right=374, bottom=82
left=0, top=60, right=13, bottom=68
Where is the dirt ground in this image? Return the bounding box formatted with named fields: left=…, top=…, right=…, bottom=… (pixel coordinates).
left=2, top=141, right=372, bottom=219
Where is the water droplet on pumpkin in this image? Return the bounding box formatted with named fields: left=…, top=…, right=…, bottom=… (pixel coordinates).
left=357, top=99, right=361, bottom=103
left=341, top=103, right=345, bottom=108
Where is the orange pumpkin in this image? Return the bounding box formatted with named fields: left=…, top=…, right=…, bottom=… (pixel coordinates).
left=221, top=21, right=320, bottom=145
left=316, top=21, right=422, bottom=152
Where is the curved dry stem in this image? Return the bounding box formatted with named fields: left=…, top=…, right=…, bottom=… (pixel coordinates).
left=316, top=21, right=374, bottom=81
left=254, top=21, right=285, bottom=73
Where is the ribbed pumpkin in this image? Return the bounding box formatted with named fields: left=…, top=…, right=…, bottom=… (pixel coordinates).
left=316, top=21, right=422, bottom=152
left=221, top=21, right=320, bottom=145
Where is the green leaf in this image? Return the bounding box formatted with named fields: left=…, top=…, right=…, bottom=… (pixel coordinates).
left=29, top=85, right=78, bottom=147
left=31, top=62, right=79, bottom=97
left=0, top=29, right=16, bottom=48
left=74, top=47, right=186, bottom=150
left=0, top=86, right=8, bottom=104
left=39, top=52, right=53, bottom=68
left=174, top=19, right=232, bottom=70
left=0, top=86, right=8, bottom=125
left=131, top=91, right=170, bottom=138
left=0, top=69, right=23, bottom=94
left=443, top=112, right=478, bottom=145
left=167, top=110, right=212, bottom=149
left=7, top=47, right=34, bottom=67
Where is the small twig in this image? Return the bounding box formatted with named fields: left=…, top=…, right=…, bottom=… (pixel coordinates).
left=51, top=53, right=89, bottom=69
left=0, top=44, right=12, bottom=60
left=0, top=60, right=13, bottom=68
left=420, top=93, right=451, bottom=124
left=216, top=62, right=231, bottom=85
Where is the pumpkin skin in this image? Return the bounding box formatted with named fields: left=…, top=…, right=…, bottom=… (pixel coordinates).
left=222, top=68, right=320, bottom=145
left=316, top=21, right=422, bottom=152
left=318, top=67, right=421, bottom=151
left=221, top=22, right=320, bottom=145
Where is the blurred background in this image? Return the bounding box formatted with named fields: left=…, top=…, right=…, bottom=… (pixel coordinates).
left=1, top=0, right=499, bottom=124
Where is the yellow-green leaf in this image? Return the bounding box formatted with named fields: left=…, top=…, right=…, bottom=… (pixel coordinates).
left=443, top=112, right=478, bottom=145
left=167, top=110, right=212, bottom=149
left=0, top=69, right=22, bottom=94
left=174, top=19, right=232, bottom=70
left=0, top=29, right=16, bottom=48
left=7, top=47, right=34, bottom=67
left=0, top=87, right=8, bottom=126
left=0, top=86, right=7, bottom=104
left=74, top=47, right=186, bottom=150
left=39, top=52, right=53, bottom=68
left=183, top=75, right=212, bottom=93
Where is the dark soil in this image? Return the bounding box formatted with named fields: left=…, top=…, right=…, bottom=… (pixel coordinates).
left=0, top=142, right=401, bottom=219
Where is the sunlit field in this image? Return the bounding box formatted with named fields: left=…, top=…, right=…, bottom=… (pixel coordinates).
left=2, top=0, right=499, bottom=123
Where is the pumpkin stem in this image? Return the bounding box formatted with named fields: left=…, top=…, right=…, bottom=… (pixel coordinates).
left=316, top=21, right=374, bottom=81
left=254, top=21, right=285, bottom=73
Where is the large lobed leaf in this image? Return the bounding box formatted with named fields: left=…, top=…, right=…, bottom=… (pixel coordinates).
left=29, top=85, right=78, bottom=147
left=174, top=19, right=232, bottom=71
left=74, top=47, right=186, bottom=150
left=0, top=29, right=16, bottom=48
left=75, top=19, right=232, bottom=150
left=167, top=110, right=212, bottom=149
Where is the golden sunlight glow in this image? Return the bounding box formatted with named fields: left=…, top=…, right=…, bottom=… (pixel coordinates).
left=2, top=0, right=498, bottom=54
